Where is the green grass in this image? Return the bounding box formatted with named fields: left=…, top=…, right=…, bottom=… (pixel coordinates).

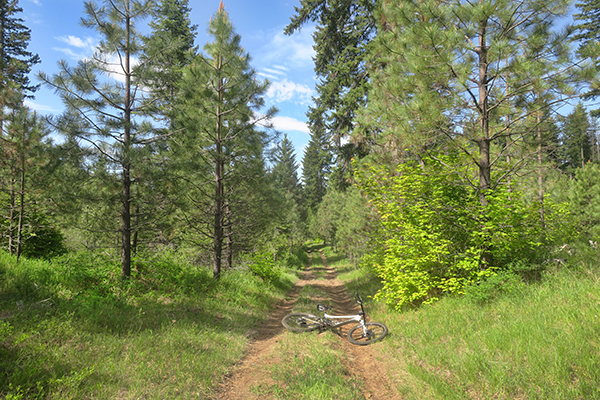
left=252, top=331, right=364, bottom=400
left=335, top=249, right=600, bottom=399
left=8, top=243, right=599, bottom=399
left=0, top=249, right=297, bottom=399
left=250, top=244, right=364, bottom=399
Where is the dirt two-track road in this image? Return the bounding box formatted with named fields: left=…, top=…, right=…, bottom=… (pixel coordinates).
left=213, top=250, right=402, bottom=400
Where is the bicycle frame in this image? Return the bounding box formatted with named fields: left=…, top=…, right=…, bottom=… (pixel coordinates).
left=317, top=293, right=369, bottom=331
left=322, top=312, right=364, bottom=329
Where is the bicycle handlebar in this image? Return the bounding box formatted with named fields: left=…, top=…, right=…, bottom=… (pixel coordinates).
left=355, top=292, right=363, bottom=304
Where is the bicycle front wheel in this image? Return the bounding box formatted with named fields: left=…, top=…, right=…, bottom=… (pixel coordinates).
left=282, top=313, right=322, bottom=332
left=347, top=322, right=388, bottom=345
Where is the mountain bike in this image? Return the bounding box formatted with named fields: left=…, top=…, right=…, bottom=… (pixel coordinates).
left=281, top=293, right=388, bottom=345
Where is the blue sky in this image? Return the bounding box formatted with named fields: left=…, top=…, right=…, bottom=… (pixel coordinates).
left=20, top=0, right=316, bottom=165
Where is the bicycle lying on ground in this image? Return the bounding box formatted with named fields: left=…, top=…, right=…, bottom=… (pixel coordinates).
left=281, top=293, right=388, bottom=345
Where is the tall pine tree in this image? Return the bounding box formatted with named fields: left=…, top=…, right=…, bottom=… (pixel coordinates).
left=0, top=0, right=39, bottom=97
left=175, top=2, right=276, bottom=278
left=40, top=0, right=163, bottom=278
left=286, top=0, right=376, bottom=190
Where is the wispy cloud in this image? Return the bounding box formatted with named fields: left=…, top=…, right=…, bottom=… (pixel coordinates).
left=257, top=72, right=279, bottom=80
left=271, top=116, right=310, bottom=134
left=24, top=100, right=60, bottom=113
left=266, top=79, right=313, bottom=105
left=53, top=36, right=97, bottom=60
left=262, top=67, right=286, bottom=76
left=255, top=25, right=315, bottom=69
left=57, top=35, right=96, bottom=49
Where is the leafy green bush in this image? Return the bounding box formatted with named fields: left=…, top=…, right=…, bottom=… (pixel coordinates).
left=355, top=155, right=567, bottom=310
left=248, top=251, right=282, bottom=282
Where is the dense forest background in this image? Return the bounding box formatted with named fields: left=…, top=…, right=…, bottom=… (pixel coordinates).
left=3, top=0, right=600, bottom=309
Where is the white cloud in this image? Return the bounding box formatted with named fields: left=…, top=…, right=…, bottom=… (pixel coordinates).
left=257, top=72, right=279, bottom=80
left=272, top=65, right=288, bottom=72
left=53, top=36, right=97, bottom=60
left=256, top=25, right=316, bottom=69
left=262, top=67, right=286, bottom=76
left=57, top=35, right=96, bottom=49
left=271, top=116, right=310, bottom=134
left=266, top=79, right=313, bottom=105
left=24, top=100, right=59, bottom=113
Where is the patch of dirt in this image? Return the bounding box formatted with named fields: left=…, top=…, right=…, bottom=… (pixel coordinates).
left=213, top=250, right=402, bottom=400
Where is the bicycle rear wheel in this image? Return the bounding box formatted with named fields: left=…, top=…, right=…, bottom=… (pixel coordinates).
left=282, top=313, right=322, bottom=332
left=347, top=322, right=388, bottom=345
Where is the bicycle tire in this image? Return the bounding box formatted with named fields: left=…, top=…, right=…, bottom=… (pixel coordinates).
left=282, top=313, right=322, bottom=332
left=347, top=322, right=388, bottom=345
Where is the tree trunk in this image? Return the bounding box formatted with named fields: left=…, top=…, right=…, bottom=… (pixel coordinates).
left=213, top=57, right=224, bottom=279
left=121, top=8, right=132, bottom=279
left=8, top=178, right=16, bottom=256
left=477, top=15, right=493, bottom=268
left=16, top=153, right=25, bottom=261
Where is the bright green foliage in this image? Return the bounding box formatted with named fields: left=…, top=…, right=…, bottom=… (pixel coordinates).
left=248, top=251, right=281, bottom=283
left=355, top=155, right=564, bottom=309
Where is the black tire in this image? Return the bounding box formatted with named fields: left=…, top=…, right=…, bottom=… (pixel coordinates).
left=347, top=322, right=388, bottom=345
left=282, top=313, right=322, bottom=332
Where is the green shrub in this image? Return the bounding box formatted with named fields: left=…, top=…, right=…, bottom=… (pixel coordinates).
left=248, top=251, right=282, bottom=282
left=354, top=155, right=566, bottom=310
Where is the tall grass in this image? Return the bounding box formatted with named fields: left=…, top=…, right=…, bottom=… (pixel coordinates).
left=0, top=249, right=296, bottom=399
left=338, top=253, right=600, bottom=399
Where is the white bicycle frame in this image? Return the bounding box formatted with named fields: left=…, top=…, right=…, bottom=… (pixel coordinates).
left=322, top=312, right=367, bottom=332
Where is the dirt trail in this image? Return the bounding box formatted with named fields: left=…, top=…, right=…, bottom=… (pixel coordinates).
left=214, top=250, right=401, bottom=400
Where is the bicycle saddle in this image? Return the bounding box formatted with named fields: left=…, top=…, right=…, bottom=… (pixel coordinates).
left=317, top=304, right=332, bottom=311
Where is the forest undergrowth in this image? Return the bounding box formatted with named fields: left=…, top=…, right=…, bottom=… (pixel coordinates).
left=0, top=249, right=300, bottom=399
left=2, top=245, right=600, bottom=399
left=338, top=247, right=600, bottom=399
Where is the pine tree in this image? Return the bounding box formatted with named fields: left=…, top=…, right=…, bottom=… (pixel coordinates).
left=574, top=0, right=600, bottom=113
left=175, top=2, right=276, bottom=278
left=285, top=0, right=376, bottom=189
left=0, top=0, right=40, bottom=97
left=141, top=0, right=197, bottom=123
left=0, top=105, right=54, bottom=259
left=358, top=0, right=578, bottom=268
left=561, top=102, right=593, bottom=172
left=40, top=0, right=160, bottom=278
left=271, top=134, right=300, bottom=198
left=301, top=126, right=332, bottom=212
left=270, top=134, right=303, bottom=253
